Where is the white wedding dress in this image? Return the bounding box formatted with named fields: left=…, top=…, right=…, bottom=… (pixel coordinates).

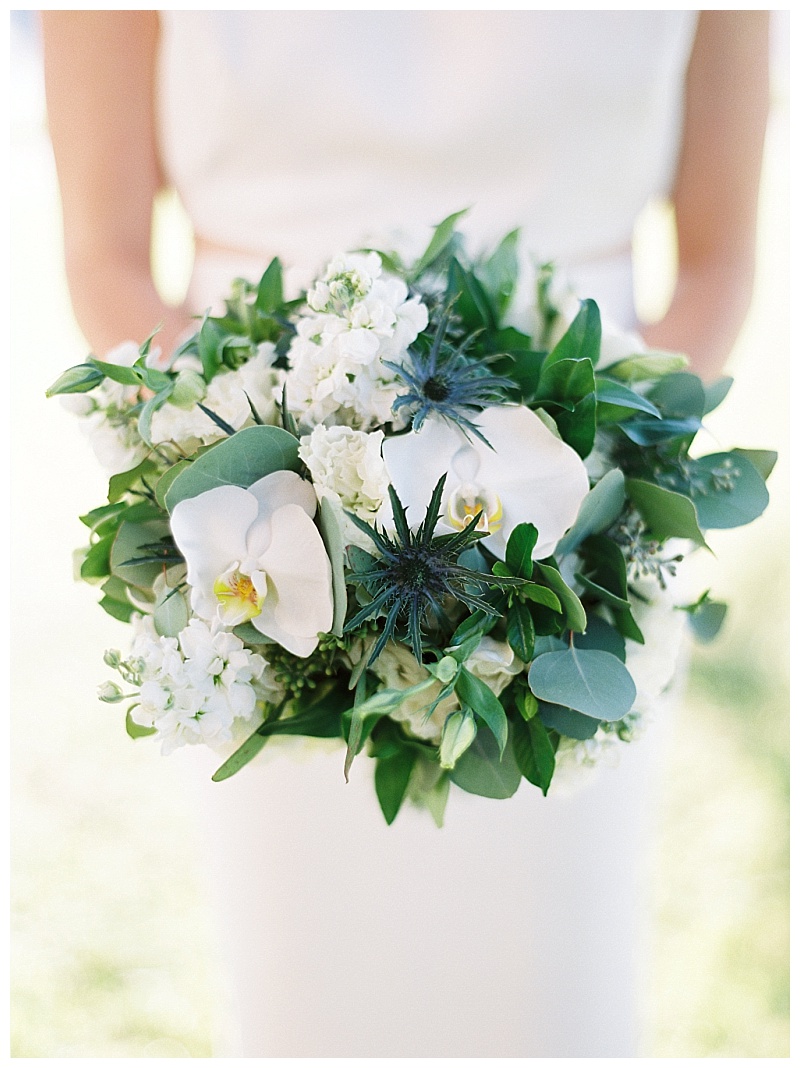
left=156, top=11, right=698, bottom=1057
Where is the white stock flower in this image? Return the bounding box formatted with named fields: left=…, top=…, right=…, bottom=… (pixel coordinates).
left=150, top=345, right=280, bottom=449
left=283, top=253, right=427, bottom=431
left=382, top=405, right=590, bottom=559
left=298, top=425, right=389, bottom=520
left=170, top=470, right=333, bottom=658
left=371, top=642, right=459, bottom=742
left=124, top=615, right=272, bottom=756
left=464, top=636, right=524, bottom=692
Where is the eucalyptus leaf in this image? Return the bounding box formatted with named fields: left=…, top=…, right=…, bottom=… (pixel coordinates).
left=556, top=468, right=625, bottom=556
left=702, top=376, right=734, bottom=415
left=164, top=425, right=301, bottom=511
left=688, top=453, right=769, bottom=529
left=686, top=599, right=728, bottom=643
left=110, top=519, right=172, bottom=589
left=646, top=372, right=706, bottom=419
left=232, top=621, right=272, bottom=645
left=626, top=479, right=708, bottom=547
left=537, top=701, right=600, bottom=740
left=319, top=497, right=347, bottom=637
left=154, top=586, right=189, bottom=638
left=449, top=728, right=521, bottom=799
left=731, top=448, right=778, bottom=482
left=574, top=614, right=626, bottom=661
left=107, top=459, right=160, bottom=504
left=528, top=646, right=636, bottom=721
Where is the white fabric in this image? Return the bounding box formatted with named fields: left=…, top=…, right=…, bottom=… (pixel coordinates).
left=156, top=10, right=696, bottom=1057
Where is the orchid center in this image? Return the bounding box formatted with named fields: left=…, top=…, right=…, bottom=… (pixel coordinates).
left=213, top=564, right=268, bottom=625
left=446, top=483, right=503, bottom=535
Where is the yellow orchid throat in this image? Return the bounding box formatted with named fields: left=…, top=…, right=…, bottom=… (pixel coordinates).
left=446, top=484, right=503, bottom=535
left=213, top=566, right=268, bottom=625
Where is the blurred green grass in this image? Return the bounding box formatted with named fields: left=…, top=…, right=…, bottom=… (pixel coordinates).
left=10, top=17, right=789, bottom=1057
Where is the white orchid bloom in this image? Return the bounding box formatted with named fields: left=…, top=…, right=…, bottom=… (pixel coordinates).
left=381, top=405, right=590, bottom=559
left=170, top=471, right=333, bottom=658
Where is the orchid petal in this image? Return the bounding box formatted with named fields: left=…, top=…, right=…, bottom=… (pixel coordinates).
left=171, top=486, right=257, bottom=601
left=251, top=504, right=333, bottom=657
left=246, top=470, right=318, bottom=557
left=382, top=407, right=589, bottom=559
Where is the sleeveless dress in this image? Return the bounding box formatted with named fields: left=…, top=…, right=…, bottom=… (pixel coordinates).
left=156, top=11, right=697, bottom=1057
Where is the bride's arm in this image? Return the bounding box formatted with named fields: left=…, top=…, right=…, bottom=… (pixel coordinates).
left=640, top=10, right=770, bottom=381
left=41, top=11, right=193, bottom=359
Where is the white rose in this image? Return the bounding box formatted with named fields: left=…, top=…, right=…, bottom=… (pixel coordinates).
left=371, top=642, right=459, bottom=742
left=464, top=636, right=524, bottom=693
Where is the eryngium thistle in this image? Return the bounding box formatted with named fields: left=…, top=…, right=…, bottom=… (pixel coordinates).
left=344, top=474, right=518, bottom=664
left=384, top=303, right=513, bottom=446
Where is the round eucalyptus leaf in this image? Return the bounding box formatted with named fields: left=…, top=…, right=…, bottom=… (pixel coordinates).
left=528, top=647, right=636, bottom=721
left=449, top=728, right=521, bottom=799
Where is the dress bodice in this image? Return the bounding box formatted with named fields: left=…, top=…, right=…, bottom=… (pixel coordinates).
left=156, top=11, right=697, bottom=273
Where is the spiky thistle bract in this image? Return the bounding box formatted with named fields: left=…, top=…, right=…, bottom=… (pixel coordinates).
left=383, top=303, right=514, bottom=446
left=344, top=474, right=519, bottom=665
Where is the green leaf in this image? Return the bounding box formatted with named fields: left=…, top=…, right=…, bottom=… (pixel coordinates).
left=686, top=599, right=728, bottom=643
left=542, top=299, right=601, bottom=370
left=45, top=362, right=105, bottom=396
left=574, top=614, right=626, bottom=661
left=99, top=595, right=136, bottom=623
left=575, top=572, right=630, bottom=611
left=80, top=533, right=115, bottom=580
left=448, top=259, right=496, bottom=332
left=688, top=453, right=769, bottom=529
left=515, top=691, right=539, bottom=721
left=554, top=392, right=597, bottom=458
left=626, top=479, right=708, bottom=547
left=110, top=519, right=172, bottom=589
left=528, top=646, right=636, bottom=721
left=646, top=372, right=706, bottom=419
left=731, top=448, right=778, bottom=482
left=375, top=748, right=416, bottom=825
left=556, top=468, right=625, bottom=556
left=512, top=716, right=556, bottom=794
left=517, top=583, right=562, bottom=612
left=455, top=669, right=508, bottom=756
left=255, top=257, right=283, bottom=314
left=80, top=501, right=127, bottom=535
left=702, top=376, right=734, bottom=415
left=413, top=208, right=469, bottom=275
left=319, top=497, right=347, bottom=637
left=595, top=378, right=662, bottom=420
left=86, top=357, right=142, bottom=386
left=619, top=415, right=701, bottom=446
left=164, top=425, right=301, bottom=511
left=479, top=227, right=520, bottom=316
left=126, top=709, right=157, bottom=739
left=601, top=351, right=689, bottom=383
left=137, top=386, right=173, bottom=446
left=537, top=356, right=595, bottom=406
left=232, top=621, right=271, bottom=645
left=154, top=586, right=189, bottom=638
left=537, top=701, right=599, bottom=740
left=449, top=727, right=521, bottom=799
left=506, top=599, right=536, bottom=661
left=447, top=610, right=495, bottom=651
left=505, top=522, right=538, bottom=579
left=107, top=459, right=159, bottom=503
left=536, top=563, right=587, bottom=632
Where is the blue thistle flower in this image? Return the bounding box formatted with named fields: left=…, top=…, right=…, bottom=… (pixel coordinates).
left=344, top=474, right=521, bottom=665
left=383, top=304, right=514, bottom=446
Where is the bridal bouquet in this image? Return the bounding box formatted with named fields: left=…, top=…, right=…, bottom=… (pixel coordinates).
left=48, top=211, right=774, bottom=824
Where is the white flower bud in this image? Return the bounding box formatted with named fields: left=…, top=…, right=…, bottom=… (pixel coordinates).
left=103, top=649, right=122, bottom=669
left=97, top=681, right=125, bottom=703
left=169, top=369, right=207, bottom=410
left=439, top=710, right=477, bottom=770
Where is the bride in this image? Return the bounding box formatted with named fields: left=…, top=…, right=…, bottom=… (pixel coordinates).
left=41, top=10, right=769, bottom=1057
